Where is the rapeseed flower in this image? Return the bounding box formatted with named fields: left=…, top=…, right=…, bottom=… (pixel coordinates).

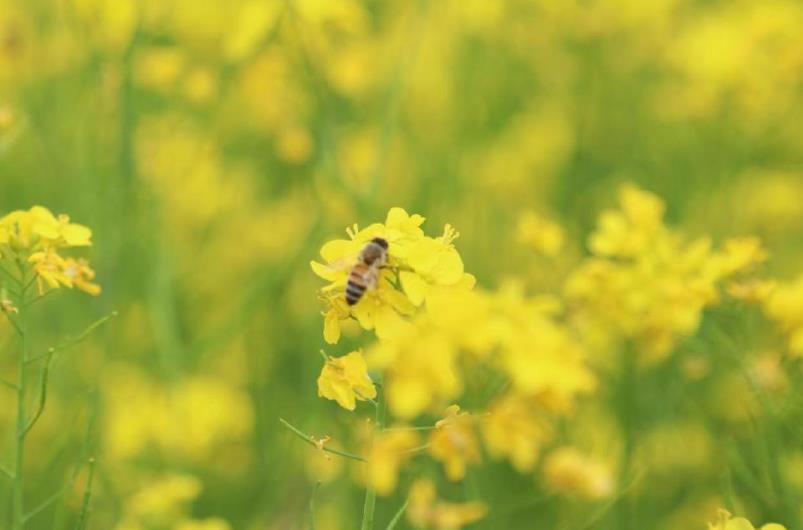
left=482, top=394, right=552, bottom=473
left=407, top=479, right=487, bottom=530
left=764, top=274, right=803, bottom=355
left=516, top=211, right=565, bottom=257
left=367, top=285, right=594, bottom=419
left=566, top=184, right=767, bottom=360
left=365, top=430, right=420, bottom=496
left=708, top=510, right=787, bottom=530
left=311, top=208, right=468, bottom=344
left=542, top=447, right=613, bottom=500
left=317, top=350, right=377, bottom=411
left=0, top=206, right=98, bottom=295
left=428, top=405, right=481, bottom=481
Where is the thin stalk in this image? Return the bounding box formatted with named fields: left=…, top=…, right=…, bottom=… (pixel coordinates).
left=74, top=458, right=96, bottom=530
left=279, top=418, right=366, bottom=462
left=12, top=278, right=28, bottom=530
left=361, top=396, right=385, bottom=530
left=384, top=498, right=410, bottom=530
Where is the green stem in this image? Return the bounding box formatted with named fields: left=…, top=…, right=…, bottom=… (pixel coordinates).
left=74, top=458, right=96, bottom=530
left=361, top=396, right=385, bottom=530
left=12, top=281, right=28, bottom=530
left=279, top=418, right=366, bottom=462
left=384, top=498, right=410, bottom=530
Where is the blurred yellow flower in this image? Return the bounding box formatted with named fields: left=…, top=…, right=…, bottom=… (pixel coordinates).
left=428, top=405, right=481, bottom=481
left=125, top=474, right=201, bottom=519
left=365, top=430, right=420, bottom=496
left=517, top=211, right=565, bottom=257
left=708, top=509, right=787, bottom=530
left=542, top=447, right=614, bottom=500
left=317, top=350, right=377, bottom=411
left=117, top=473, right=231, bottom=530
left=482, top=394, right=552, bottom=473
left=103, top=368, right=253, bottom=463
left=407, top=479, right=487, bottom=530
left=764, top=274, right=803, bottom=355
left=567, top=184, right=767, bottom=360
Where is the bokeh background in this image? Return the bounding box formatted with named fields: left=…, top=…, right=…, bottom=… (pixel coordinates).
left=2, top=0, right=803, bottom=529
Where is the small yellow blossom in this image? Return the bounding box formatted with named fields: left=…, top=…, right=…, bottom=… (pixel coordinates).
left=125, top=474, right=201, bottom=519
left=407, top=479, right=487, bottom=530
left=317, top=350, right=377, bottom=411
left=517, top=211, right=565, bottom=257
left=365, top=430, right=420, bottom=496
left=62, top=257, right=101, bottom=295
left=542, top=447, right=614, bottom=500
left=764, top=274, right=803, bottom=355
left=29, top=250, right=72, bottom=289
left=482, top=394, right=552, bottom=472
left=429, top=405, right=481, bottom=481
left=708, top=509, right=787, bottom=530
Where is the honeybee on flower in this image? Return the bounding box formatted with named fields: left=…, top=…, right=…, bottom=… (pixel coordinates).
left=311, top=207, right=470, bottom=344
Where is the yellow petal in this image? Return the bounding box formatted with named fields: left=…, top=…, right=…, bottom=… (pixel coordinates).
left=320, top=239, right=357, bottom=262
left=323, top=310, right=341, bottom=344
left=430, top=246, right=464, bottom=285
left=62, top=224, right=92, bottom=246
left=400, top=271, right=427, bottom=306
left=726, top=519, right=757, bottom=530
left=311, top=260, right=341, bottom=282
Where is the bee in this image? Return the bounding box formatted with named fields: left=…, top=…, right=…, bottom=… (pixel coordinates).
left=346, top=237, right=389, bottom=306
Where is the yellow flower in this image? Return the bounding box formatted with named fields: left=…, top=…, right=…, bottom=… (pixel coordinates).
left=542, top=447, right=613, bottom=500
left=516, top=211, right=565, bottom=257
left=366, top=284, right=594, bottom=420
left=708, top=509, right=787, bottom=530
left=312, top=208, right=467, bottom=344
left=588, top=183, right=666, bottom=258
left=125, top=474, right=201, bottom=518
left=764, top=274, right=803, bottom=355
left=482, top=394, right=552, bottom=473
left=317, top=350, right=377, bottom=411
left=63, top=257, right=101, bottom=295
left=28, top=251, right=100, bottom=295
left=566, top=184, right=769, bottom=361
left=428, top=405, right=481, bottom=481
left=28, top=249, right=72, bottom=290
left=407, top=479, right=487, bottom=530
left=0, top=206, right=92, bottom=250
left=365, top=430, right=420, bottom=496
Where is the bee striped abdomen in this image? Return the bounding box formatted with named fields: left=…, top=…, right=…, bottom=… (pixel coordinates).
left=346, top=265, right=369, bottom=305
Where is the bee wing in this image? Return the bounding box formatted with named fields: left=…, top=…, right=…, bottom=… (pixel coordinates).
left=310, top=255, right=359, bottom=282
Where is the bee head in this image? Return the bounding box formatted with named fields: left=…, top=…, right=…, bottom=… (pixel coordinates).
left=371, top=237, right=389, bottom=250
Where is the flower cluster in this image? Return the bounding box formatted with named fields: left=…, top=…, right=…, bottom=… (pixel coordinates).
left=565, top=185, right=766, bottom=361
left=0, top=206, right=100, bottom=296
left=311, top=208, right=596, bottom=526
left=311, top=207, right=468, bottom=344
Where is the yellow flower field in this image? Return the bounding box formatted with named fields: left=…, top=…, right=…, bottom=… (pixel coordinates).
left=2, top=1, right=803, bottom=529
